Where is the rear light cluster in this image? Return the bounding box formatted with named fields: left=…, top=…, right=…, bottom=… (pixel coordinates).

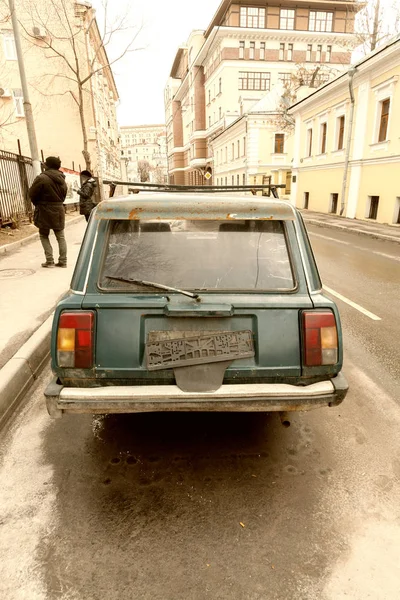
left=57, top=312, right=95, bottom=368
left=302, top=310, right=338, bottom=367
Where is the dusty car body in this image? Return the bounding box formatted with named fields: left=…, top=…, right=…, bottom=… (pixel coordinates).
left=45, top=193, right=348, bottom=417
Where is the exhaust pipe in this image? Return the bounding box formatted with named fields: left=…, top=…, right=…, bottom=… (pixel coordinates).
left=279, top=412, right=291, bottom=428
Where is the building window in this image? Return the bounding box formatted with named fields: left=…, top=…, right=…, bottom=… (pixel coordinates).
left=239, top=41, right=245, bottom=59
left=337, top=115, right=345, bottom=150
left=209, top=116, right=211, bottom=128
left=330, top=193, right=338, bottom=213
left=278, top=73, right=291, bottom=86
left=287, top=43, right=293, bottom=61
left=306, top=44, right=312, bottom=62
left=232, top=143, right=235, bottom=159
left=304, top=192, right=309, bottom=209
left=243, top=173, right=246, bottom=185
left=306, top=128, right=313, bottom=157
left=3, top=33, right=17, bottom=60
left=309, top=11, right=333, bottom=32
left=279, top=43, right=285, bottom=61
left=237, top=174, right=240, bottom=186
left=240, top=6, right=266, bottom=28
left=219, top=107, right=222, bottom=119
left=378, top=98, right=390, bottom=142
left=320, top=122, right=327, bottom=153
left=280, top=9, right=295, bottom=30
left=367, top=196, right=379, bottom=220
left=260, top=42, right=265, bottom=60
left=326, top=45, right=332, bottom=62
left=243, top=137, right=246, bottom=155
left=239, top=72, right=271, bottom=91
left=208, top=90, right=211, bottom=104
left=232, top=175, right=235, bottom=185
left=12, top=89, right=24, bottom=117
left=225, top=177, right=228, bottom=185
left=316, top=45, right=322, bottom=62
left=225, top=147, right=227, bottom=162
left=219, top=77, right=222, bottom=94
left=274, top=133, right=284, bottom=154
left=249, top=41, right=255, bottom=60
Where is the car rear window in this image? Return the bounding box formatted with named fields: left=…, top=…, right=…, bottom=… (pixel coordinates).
left=99, top=219, right=295, bottom=292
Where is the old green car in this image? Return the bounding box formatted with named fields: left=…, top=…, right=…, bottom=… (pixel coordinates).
left=45, top=192, right=348, bottom=420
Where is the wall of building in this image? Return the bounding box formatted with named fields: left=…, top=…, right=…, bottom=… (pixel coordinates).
left=290, top=49, right=400, bottom=224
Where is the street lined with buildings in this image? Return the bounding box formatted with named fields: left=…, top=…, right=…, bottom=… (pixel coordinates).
left=0, top=222, right=399, bottom=600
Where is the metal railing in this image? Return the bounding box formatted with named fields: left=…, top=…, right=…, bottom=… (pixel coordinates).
left=0, top=150, right=35, bottom=226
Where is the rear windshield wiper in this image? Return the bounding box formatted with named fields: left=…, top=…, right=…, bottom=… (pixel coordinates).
left=105, top=275, right=200, bottom=300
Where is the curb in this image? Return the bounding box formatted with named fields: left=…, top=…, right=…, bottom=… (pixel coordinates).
left=303, top=218, right=400, bottom=245
left=0, top=314, right=53, bottom=429
left=0, top=215, right=84, bottom=257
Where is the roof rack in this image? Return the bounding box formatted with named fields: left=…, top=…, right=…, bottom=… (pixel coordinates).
left=103, top=180, right=286, bottom=199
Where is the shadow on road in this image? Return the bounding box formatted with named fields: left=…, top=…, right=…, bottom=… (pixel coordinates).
left=38, top=411, right=343, bottom=600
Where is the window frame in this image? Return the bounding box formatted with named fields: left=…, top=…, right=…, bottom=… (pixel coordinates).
left=326, top=45, right=332, bottom=62
left=260, top=42, right=265, bottom=60
left=306, top=127, right=313, bottom=157
left=3, top=32, right=17, bottom=60
left=287, top=43, right=293, bottom=61
left=239, top=41, right=245, bottom=59
left=316, top=44, right=322, bottom=63
left=336, top=115, right=345, bottom=150
left=274, top=133, right=285, bottom=154
left=378, top=98, right=390, bottom=142
left=279, top=43, right=285, bottom=61
left=309, top=11, right=333, bottom=32
left=249, top=41, right=255, bottom=60
left=280, top=8, right=295, bottom=30
left=12, top=89, right=24, bottom=117
left=320, top=122, right=327, bottom=154
left=240, top=6, right=266, bottom=29
left=239, top=71, right=271, bottom=91
left=306, top=44, right=312, bottom=62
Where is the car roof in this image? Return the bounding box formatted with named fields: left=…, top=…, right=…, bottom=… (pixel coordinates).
left=95, top=194, right=296, bottom=221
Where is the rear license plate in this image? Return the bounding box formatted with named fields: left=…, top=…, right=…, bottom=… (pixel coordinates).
left=146, top=330, right=254, bottom=371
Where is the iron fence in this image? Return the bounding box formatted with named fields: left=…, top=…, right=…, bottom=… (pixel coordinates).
left=0, top=149, right=35, bottom=226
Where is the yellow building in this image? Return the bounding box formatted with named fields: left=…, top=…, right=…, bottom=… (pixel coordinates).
left=289, top=34, right=400, bottom=225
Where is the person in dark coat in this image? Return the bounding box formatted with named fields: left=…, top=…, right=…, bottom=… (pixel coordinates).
left=77, top=170, right=97, bottom=222
left=29, top=156, right=68, bottom=268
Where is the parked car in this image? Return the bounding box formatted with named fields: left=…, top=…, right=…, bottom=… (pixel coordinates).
left=45, top=192, right=348, bottom=421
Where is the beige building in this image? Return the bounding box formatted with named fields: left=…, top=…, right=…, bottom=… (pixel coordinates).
left=211, top=84, right=293, bottom=197
left=0, top=0, right=120, bottom=180
left=120, top=124, right=168, bottom=183
left=289, top=34, right=400, bottom=225
left=165, top=0, right=360, bottom=185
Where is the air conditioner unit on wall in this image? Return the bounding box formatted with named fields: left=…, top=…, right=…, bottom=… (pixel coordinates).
left=0, top=88, right=12, bottom=98
left=32, top=26, right=47, bottom=39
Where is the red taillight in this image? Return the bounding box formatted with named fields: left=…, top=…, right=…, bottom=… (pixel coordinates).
left=302, top=311, right=338, bottom=367
left=57, top=311, right=94, bottom=369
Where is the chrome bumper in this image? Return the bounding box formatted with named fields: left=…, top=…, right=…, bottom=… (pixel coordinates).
left=44, top=373, right=348, bottom=417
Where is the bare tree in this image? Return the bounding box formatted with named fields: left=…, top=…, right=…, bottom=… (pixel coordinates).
left=355, top=0, right=400, bottom=55
left=273, top=65, right=340, bottom=133
left=18, top=0, right=142, bottom=171
left=138, top=160, right=151, bottom=182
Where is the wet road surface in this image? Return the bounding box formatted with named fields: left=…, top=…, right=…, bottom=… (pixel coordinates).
left=0, top=225, right=400, bottom=600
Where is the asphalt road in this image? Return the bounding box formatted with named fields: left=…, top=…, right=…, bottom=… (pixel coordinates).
left=1, top=225, right=400, bottom=600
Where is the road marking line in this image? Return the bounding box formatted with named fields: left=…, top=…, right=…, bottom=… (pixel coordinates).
left=309, top=232, right=350, bottom=246
left=309, top=231, right=400, bottom=262
left=323, top=285, right=382, bottom=321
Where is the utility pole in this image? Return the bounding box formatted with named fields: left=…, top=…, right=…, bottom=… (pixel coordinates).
left=8, top=0, right=41, bottom=177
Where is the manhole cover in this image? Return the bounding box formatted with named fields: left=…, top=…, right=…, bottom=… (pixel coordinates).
left=0, top=268, right=35, bottom=280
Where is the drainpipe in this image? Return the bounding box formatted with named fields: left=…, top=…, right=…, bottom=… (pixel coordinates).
left=340, top=66, right=357, bottom=216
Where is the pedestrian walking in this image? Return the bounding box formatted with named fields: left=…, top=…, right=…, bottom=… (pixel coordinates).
left=77, top=170, right=97, bottom=222
left=29, top=156, right=68, bottom=268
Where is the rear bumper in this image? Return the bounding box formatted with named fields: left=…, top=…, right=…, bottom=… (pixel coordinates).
left=44, top=373, right=348, bottom=417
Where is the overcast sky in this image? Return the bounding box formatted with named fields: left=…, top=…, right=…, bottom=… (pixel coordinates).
left=91, top=0, right=399, bottom=128
left=91, top=0, right=221, bottom=126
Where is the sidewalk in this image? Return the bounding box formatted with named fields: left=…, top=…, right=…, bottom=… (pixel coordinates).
left=302, top=210, right=400, bottom=244
left=0, top=217, right=86, bottom=369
